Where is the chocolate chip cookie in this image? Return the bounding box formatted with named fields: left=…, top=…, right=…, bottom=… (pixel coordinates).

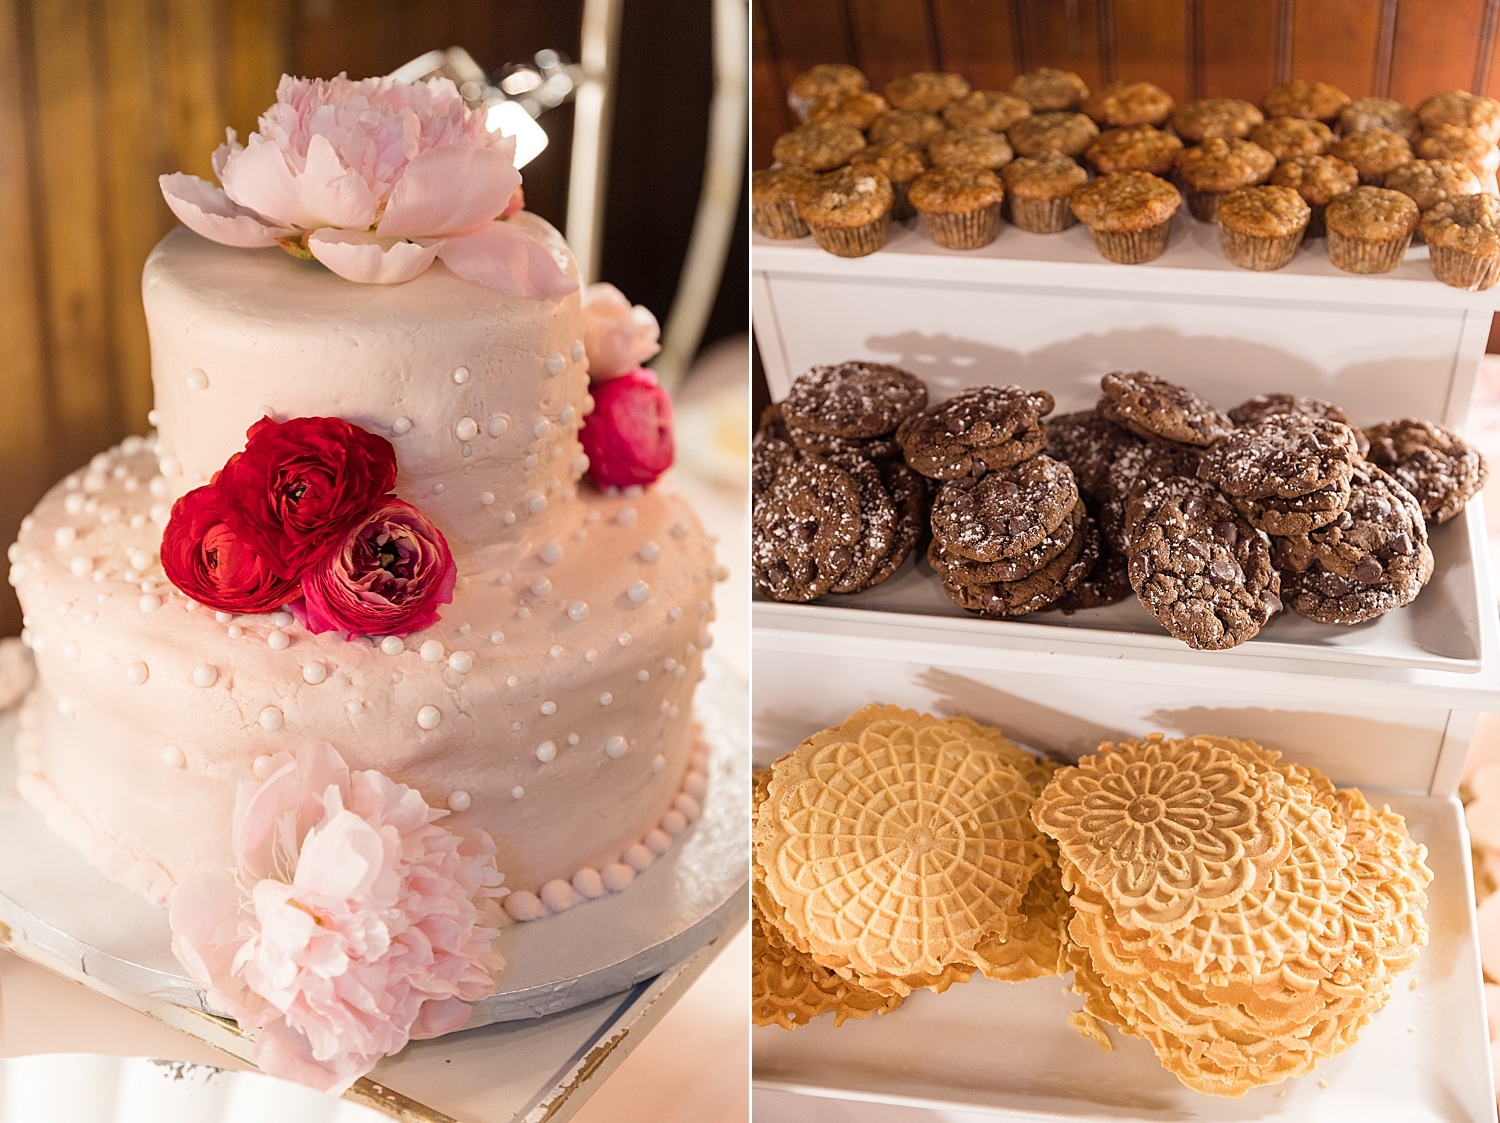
left=1280, top=549, right=1434, bottom=625
left=826, top=453, right=897, bottom=594
left=897, top=385, right=1056, bottom=479
left=1123, top=446, right=1205, bottom=546
left=752, top=459, right=863, bottom=601
left=928, top=498, right=1084, bottom=584
left=1228, top=476, right=1353, bottom=536
left=930, top=454, right=1079, bottom=561
left=942, top=510, right=1099, bottom=617
left=1230, top=391, right=1370, bottom=457
left=1272, top=461, right=1432, bottom=587
left=753, top=404, right=800, bottom=497
left=1363, top=418, right=1488, bottom=524
left=787, top=425, right=901, bottom=462
left=1098, top=370, right=1233, bottom=448
left=1045, top=409, right=1145, bottom=499
left=1197, top=414, right=1361, bottom=499
left=1049, top=535, right=1134, bottom=613
left=781, top=361, right=929, bottom=440
left=1127, top=477, right=1282, bottom=649
left=866, top=459, right=928, bottom=587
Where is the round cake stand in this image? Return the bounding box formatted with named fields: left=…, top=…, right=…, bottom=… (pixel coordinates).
left=0, top=655, right=748, bottom=1030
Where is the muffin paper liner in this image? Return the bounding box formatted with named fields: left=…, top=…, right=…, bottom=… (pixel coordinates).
left=1185, top=186, right=1225, bottom=223
left=1220, top=224, right=1306, bottom=270
left=809, top=212, right=891, bottom=257
left=1086, top=220, right=1172, bottom=264
left=1010, top=196, right=1077, bottom=234
left=752, top=200, right=809, bottom=240
left=1327, top=228, right=1413, bottom=273
left=1429, top=244, right=1500, bottom=290
left=919, top=204, right=1002, bottom=249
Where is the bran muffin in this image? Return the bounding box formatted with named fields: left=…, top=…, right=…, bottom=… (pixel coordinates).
left=1170, top=97, right=1264, bottom=143
left=1262, top=79, right=1351, bottom=124
left=1329, top=127, right=1414, bottom=186
left=1269, top=155, right=1359, bottom=237
left=908, top=165, right=1007, bottom=249
left=928, top=127, right=1015, bottom=171
left=1384, top=158, right=1482, bottom=239
left=1417, top=125, right=1500, bottom=183
left=885, top=71, right=971, bottom=112
left=1339, top=97, right=1420, bottom=142
left=1324, top=185, right=1419, bottom=273
left=1249, top=116, right=1334, bottom=162
left=1071, top=171, right=1182, bottom=263
left=772, top=122, right=866, bottom=172
left=798, top=166, right=894, bottom=257
left=1086, top=125, right=1184, bottom=176
left=807, top=89, right=890, bottom=130
left=943, top=90, right=1033, bottom=132
left=1417, top=90, right=1500, bottom=144
left=1175, top=137, right=1277, bottom=222
left=1216, top=184, right=1311, bottom=270
left=1081, top=81, right=1175, bottom=128
left=1001, top=154, right=1089, bottom=233
left=850, top=140, right=929, bottom=220
left=752, top=165, right=819, bottom=239
left=1421, top=192, right=1500, bottom=290
left=1009, top=111, right=1100, bottom=158
left=1010, top=67, right=1090, bottom=111
left=868, top=108, right=949, bottom=148
left=788, top=64, right=868, bottom=122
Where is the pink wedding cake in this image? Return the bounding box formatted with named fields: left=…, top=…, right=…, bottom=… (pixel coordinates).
left=5, top=75, right=720, bottom=1089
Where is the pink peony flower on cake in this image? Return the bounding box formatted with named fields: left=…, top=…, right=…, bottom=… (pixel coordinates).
left=169, top=742, right=508, bottom=1095
left=158, top=74, right=576, bottom=298
left=578, top=367, right=676, bottom=488
left=294, top=498, right=457, bottom=638
left=581, top=283, right=661, bottom=379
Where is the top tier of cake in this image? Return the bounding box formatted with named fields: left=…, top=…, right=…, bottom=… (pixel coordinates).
left=145, top=214, right=589, bottom=560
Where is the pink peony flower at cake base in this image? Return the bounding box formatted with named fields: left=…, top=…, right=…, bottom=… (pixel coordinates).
left=294, top=499, right=457, bottom=638
left=160, top=485, right=302, bottom=614
left=578, top=367, right=676, bottom=488
left=581, top=283, right=661, bottom=379
left=168, top=741, right=508, bottom=1095
left=157, top=74, right=576, bottom=298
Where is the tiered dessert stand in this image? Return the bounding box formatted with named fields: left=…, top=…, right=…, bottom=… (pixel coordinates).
left=751, top=214, right=1500, bottom=1121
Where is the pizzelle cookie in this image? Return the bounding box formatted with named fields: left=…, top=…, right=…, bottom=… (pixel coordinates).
left=1363, top=417, right=1489, bottom=524
left=752, top=458, right=862, bottom=601
left=1099, top=370, right=1233, bottom=448
left=930, top=454, right=1079, bottom=562
left=752, top=904, right=904, bottom=1029
left=897, top=385, right=1057, bottom=479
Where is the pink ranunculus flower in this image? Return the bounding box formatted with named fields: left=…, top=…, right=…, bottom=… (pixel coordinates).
left=578, top=367, right=675, bottom=488
left=158, top=73, right=576, bottom=299
left=169, top=742, right=508, bottom=1095
left=293, top=499, right=457, bottom=639
left=581, top=283, right=662, bottom=379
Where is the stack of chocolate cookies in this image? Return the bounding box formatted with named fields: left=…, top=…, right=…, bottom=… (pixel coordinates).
left=752, top=361, right=930, bottom=602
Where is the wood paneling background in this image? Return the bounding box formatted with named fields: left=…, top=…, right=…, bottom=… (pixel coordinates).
left=753, top=0, right=1500, bottom=168
left=0, top=0, right=745, bottom=636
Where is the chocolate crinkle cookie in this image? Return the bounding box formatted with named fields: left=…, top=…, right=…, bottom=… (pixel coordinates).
left=1045, top=409, right=1145, bottom=500
left=1048, top=530, right=1134, bottom=613
left=941, top=510, right=1100, bottom=617
left=929, top=497, right=1085, bottom=584
left=1127, top=476, right=1281, bottom=650
left=1272, top=461, right=1432, bottom=588
left=824, top=452, right=897, bottom=594
left=781, top=360, right=928, bottom=439
left=752, top=458, right=864, bottom=601
left=1197, top=414, right=1361, bottom=500
left=929, top=454, right=1079, bottom=562
left=897, top=385, right=1056, bottom=479
left=752, top=403, right=800, bottom=497
left=1098, top=370, right=1234, bottom=448
left=1123, top=446, right=1206, bottom=547
left=1228, top=392, right=1370, bottom=456
left=1363, top=418, right=1488, bottom=524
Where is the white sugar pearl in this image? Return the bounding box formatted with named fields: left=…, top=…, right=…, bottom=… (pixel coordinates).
left=669, top=606, right=683, bottom=619
left=215, top=611, right=233, bottom=624
left=259, top=706, right=283, bottom=732
left=125, top=660, right=148, bottom=685
left=559, top=405, right=576, bottom=425
left=185, top=368, right=208, bottom=390
left=568, top=601, right=589, bottom=621
left=162, top=745, right=185, bottom=769
left=129, top=549, right=154, bottom=571
left=122, top=435, right=143, bottom=454
left=139, top=593, right=162, bottom=613
left=671, top=521, right=689, bottom=539
left=417, top=705, right=442, bottom=729
left=227, top=624, right=242, bottom=638
left=536, top=740, right=557, bottom=762
left=159, top=455, right=181, bottom=476
left=699, top=631, right=715, bottom=649
left=271, top=611, right=293, bottom=628
left=488, top=414, right=508, bottom=436
left=481, top=491, right=495, bottom=505
left=532, top=418, right=550, bottom=438
left=582, top=393, right=595, bottom=416
left=549, top=644, right=564, bottom=658
left=392, top=417, right=413, bottom=435
left=605, top=735, right=628, bottom=759
left=628, top=581, right=650, bottom=603
left=192, top=663, right=217, bottom=688
left=617, top=507, right=638, bottom=527
left=456, top=416, right=479, bottom=441
left=572, top=453, right=590, bottom=475
left=302, top=662, right=327, bottom=685
left=640, top=541, right=660, bottom=563
left=618, top=632, right=632, bottom=646
left=512, top=786, right=525, bottom=799
left=433, top=482, right=444, bottom=493
left=420, top=640, right=444, bottom=662
left=568, top=733, right=580, bottom=746
left=54, top=526, right=75, bottom=546
left=585, top=649, right=598, bottom=662
left=267, top=630, right=289, bottom=650
left=346, top=699, right=364, bottom=716
left=528, top=492, right=547, bottom=514
left=448, top=789, right=472, bottom=812
left=63, top=640, right=80, bottom=662
left=491, top=631, right=505, bottom=644
left=665, top=658, right=677, bottom=671
left=640, top=671, right=652, bottom=683
left=540, top=700, right=557, bottom=715
left=600, top=692, right=613, bottom=705
left=571, top=340, right=586, bottom=362
left=652, top=755, right=666, bottom=773
left=507, top=675, right=520, bottom=687
left=539, top=542, right=563, bottom=565
left=70, top=556, right=93, bottom=577
left=524, top=453, right=538, bottom=470
left=448, top=650, right=473, bottom=673
left=149, top=475, right=167, bottom=497
left=64, top=493, right=85, bottom=514
left=530, top=576, right=552, bottom=596
left=546, top=352, right=566, bottom=374
left=150, top=503, right=169, bottom=525
left=453, top=365, right=470, bottom=384
left=381, top=636, right=404, bottom=656
left=253, top=754, right=273, bottom=778
left=57, top=696, right=75, bottom=717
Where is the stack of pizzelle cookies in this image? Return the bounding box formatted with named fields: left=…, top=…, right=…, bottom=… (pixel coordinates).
left=752, top=705, right=1071, bottom=1029
left=1031, top=732, right=1433, bottom=1096
left=752, top=362, right=931, bottom=602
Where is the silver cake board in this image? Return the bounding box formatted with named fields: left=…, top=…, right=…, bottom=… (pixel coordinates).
left=0, top=656, right=749, bottom=1122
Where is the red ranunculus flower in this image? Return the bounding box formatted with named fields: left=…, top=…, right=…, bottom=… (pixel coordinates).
left=578, top=367, right=674, bottom=489
left=161, top=486, right=301, bottom=614
left=217, top=416, right=398, bottom=579
left=293, top=499, right=456, bottom=638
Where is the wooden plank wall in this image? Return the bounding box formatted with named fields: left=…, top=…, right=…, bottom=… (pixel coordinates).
left=753, top=0, right=1500, bottom=169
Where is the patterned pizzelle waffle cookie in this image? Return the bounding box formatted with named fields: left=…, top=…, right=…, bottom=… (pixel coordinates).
left=938, top=715, right=1061, bottom=794
left=755, top=704, right=1046, bottom=979
left=752, top=905, right=904, bottom=1029
left=973, top=856, right=1071, bottom=982
left=1031, top=733, right=1292, bottom=931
